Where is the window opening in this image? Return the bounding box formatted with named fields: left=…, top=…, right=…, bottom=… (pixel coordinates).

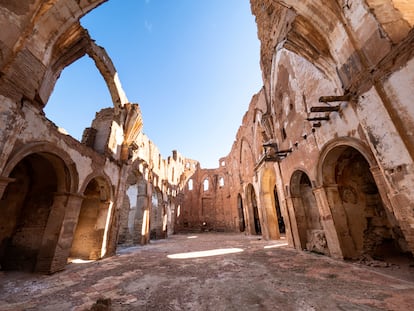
left=44, top=56, right=112, bottom=142
left=203, top=179, right=209, bottom=191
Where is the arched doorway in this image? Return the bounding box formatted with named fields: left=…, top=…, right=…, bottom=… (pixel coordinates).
left=0, top=153, right=66, bottom=271
left=261, top=168, right=281, bottom=239
left=150, top=187, right=165, bottom=240
left=246, top=184, right=261, bottom=235
left=274, top=186, right=285, bottom=234
left=118, top=171, right=146, bottom=247
left=290, top=170, right=328, bottom=255
left=322, top=146, right=407, bottom=259
left=70, top=177, right=112, bottom=260
left=237, top=194, right=246, bottom=232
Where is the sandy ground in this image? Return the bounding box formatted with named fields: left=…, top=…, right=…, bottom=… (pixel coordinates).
left=0, top=233, right=413, bottom=311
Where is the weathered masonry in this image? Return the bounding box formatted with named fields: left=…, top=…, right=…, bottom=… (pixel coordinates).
left=178, top=0, right=414, bottom=261
left=1, top=1, right=414, bottom=275
left=0, top=1, right=196, bottom=273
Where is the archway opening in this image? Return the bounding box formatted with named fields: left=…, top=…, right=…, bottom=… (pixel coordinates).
left=323, top=146, right=407, bottom=260
left=118, top=171, right=146, bottom=247
left=70, top=177, right=111, bottom=260
left=291, top=171, right=328, bottom=255
left=237, top=193, right=246, bottom=232
left=274, top=186, right=285, bottom=234
left=150, top=187, right=166, bottom=240
left=246, top=184, right=261, bottom=235
left=44, top=55, right=112, bottom=141
left=261, top=168, right=282, bottom=240
left=0, top=154, right=59, bottom=271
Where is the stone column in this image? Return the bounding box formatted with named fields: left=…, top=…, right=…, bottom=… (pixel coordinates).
left=35, top=193, right=84, bottom=273
left=313, top=187, right=343, bottom=258
left=141, top=182, right=152, bottom=245
left=284, top=195, right=302, bottom=250
left=257, top=189, right=271, bottom=240
left=273, top=163, right=294, bottom=247
left=323, top=184, right=355, bottom=259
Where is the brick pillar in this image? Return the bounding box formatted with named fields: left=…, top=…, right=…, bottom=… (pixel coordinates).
left=323, top=184, right=356, bottom=259
left=313, top=187, right=344, bottom=259
left=35, top=193, right=83, bottom=273
left=141, top=182, right=152, bottom=245
left=284, top=195, right=302, bottom=250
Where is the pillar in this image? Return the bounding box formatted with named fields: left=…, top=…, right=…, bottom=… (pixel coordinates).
left=313, top=187, right=344, bottom=258
left=35, top=193, right=84, bottom=273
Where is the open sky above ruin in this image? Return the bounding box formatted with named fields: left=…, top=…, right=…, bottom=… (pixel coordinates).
left=45, top=0, right=262, bottom=168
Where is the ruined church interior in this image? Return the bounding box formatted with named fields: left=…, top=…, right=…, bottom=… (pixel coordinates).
left=1, top=0, right=414, bottom=310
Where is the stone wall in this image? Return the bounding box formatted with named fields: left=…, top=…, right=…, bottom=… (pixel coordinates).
left=0, top=1, right=194, bottom=273
left=179, top=0, right=414, bottom=260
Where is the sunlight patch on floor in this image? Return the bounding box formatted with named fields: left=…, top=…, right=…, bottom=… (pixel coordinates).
left=167, top=248, right=244, bottom=259
left=264, top=243, right=288, bottom=249
left=68, top=258, right=95, bottom=264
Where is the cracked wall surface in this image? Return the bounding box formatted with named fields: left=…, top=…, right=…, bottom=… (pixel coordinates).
left=0, top=0, right=195, bottom=273
left=1, top=0, right=414, bottom=274
left=179, top=0, right=414, bottom=261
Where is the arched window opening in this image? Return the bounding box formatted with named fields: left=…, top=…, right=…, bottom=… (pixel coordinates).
left=219, top=177, right=225, bottom=187
left=203, top=179, right=209, bottom=191
left=188, top=179, right=193, bottom=191
left=44, top=56, right=112, bottom=142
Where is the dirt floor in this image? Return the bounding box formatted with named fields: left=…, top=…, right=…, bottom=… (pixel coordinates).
left=0, top=233, right=414, bottom=311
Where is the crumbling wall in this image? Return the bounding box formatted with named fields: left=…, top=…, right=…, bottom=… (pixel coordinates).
left=249, top=0, right=414, bottom=258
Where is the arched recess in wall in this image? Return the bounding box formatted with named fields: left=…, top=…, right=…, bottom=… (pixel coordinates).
left=274, top=185, right=285, bottom=234
left=70, top=175, right=113, bottom=261
left=245, top=184, right=261, bottom=235
left=0, top=144, right=78, bottom=272
left=319, top=142, right=408, bottom=259
left=261, top=168, right=281, bottom=240
left=237, top=193, right=246, bottom=232
left=239, top=138, right=255, bottom=182
left=290, top=170, right=328, bottom=255
left=117, top=171, right=147, bottom=247
left=150, top=187, right=165, bottom=240
left=45, top=55, right=113, bottom=141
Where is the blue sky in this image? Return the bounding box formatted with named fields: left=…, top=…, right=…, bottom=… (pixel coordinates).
left=45, top=0, right=262, bottom=168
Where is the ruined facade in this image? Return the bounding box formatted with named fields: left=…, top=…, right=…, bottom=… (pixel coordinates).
left=179, top=0, right=414, bottom=260
left=0, top=0, right=414, bottom=275
left=0, top=1, right=195, bottom=273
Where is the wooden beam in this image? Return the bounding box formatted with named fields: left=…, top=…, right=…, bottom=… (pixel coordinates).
left=319, top=95, right=351, bottom=102
left=310, top=106, right=340, bottom=112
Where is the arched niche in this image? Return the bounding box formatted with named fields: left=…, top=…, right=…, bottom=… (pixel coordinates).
left=246, top=184, right=261, bottom=235
left=237, top=193, right=246, bottom=232
left=261, top=168, right=281, bottom=240
left=290, top=170, right=328, bottom=255
left=118, top=171, right=147, bottom=247
left=0, top=150, right=75, bottom=272
left=70, top=175, right=112, bottom=260
left=320, top=144, right=407, bottom=259
left=150, top=187, right=165, bottom=240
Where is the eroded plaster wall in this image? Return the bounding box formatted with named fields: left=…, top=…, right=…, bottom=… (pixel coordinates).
left=179, top=0, right=414, bottom=261
left=0, top=0, right=195, bottom=274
